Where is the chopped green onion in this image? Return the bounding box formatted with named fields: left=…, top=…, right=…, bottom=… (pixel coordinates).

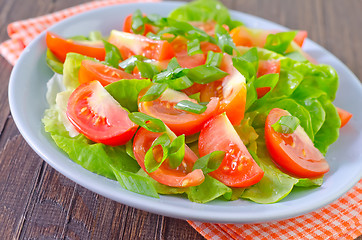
left=103, top=40, right=122, bottom=68
left=175, top=100, right=207, bottom=114
left=188, top=92, right=201, bottom=102
left=135, top=61, right=159, bottom=79
left=146, top=14, right=168, bottom=28
left=187, top=65, right=228, bottom=84
left=205, top=51, right=223, bottom=67
left=131, top=9, right=146, bottom=34
left=168, top=135, right=186, bottom=169
left=187, top=38, right=203, bottom=56
left=245, top=80, right=257, bottom=111
left=264, top=31, right=297, bottom=54
left=119, top=55, right=146, bottom=73
left=111, top=166, right=159, bottom=198
left=167, top=76, right=194, bottom=90
left=167, top=57, right=181, bottom=70
left=152, top=58, right=192, bottom=90
left=254, top=73, right=279, bottom=93
left=241, top=47, right=259, bottom=63
left=139, top=83, right=168, bottom=102
left=192, top=151, right=225, bottom=174
left=214, top=24, right=237, bottom=55
left=144, top=133, right=171, bottom=173
left=128, top=112, right=166, bottom=133
left=232, top=47, right=258, bottom=82
left=272, top=115, right=300, bottom=134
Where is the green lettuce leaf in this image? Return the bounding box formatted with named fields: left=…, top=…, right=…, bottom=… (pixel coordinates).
left=168, top=0, right=242, bottom=29
left=242, top=153, right=298, bottom=204
left=46, top=49, right=63, bottom=74
left=63, top=53, right=96, bottom=90
left=313, top=95, right=341, bottom=154
left=187, top=175, right=232, bottom=203
left=42, top=104, right=140, bottom=180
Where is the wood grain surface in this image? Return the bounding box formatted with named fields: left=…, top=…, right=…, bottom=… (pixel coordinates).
left=0, top=0, right=361, bottom=239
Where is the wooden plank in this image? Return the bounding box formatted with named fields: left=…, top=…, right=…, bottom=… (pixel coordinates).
left=0, top=117, right=44, bottom=238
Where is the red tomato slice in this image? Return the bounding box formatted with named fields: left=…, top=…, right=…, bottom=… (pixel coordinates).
left=133, top=128, right=204, bottom=187
left=230, top=26, right=268, bottom=47
left=66, top=81, right=137, bottom=146
left=336, top=107, right=353, bottom=128
left=200, top=54, right=247, bottom=126
left=79, top=60, right=139, bottom=86
left=265, top=108, right=329, bottom=178
left=123, top=14, right=157, bottom=36
left=46, top=32, right=106, bottom=62
left=230, top=26, right=308, bottom=48
left=138, top=88, right=219, bottom=136
left=293, top=30, right=308, bottom=47
left=108, top=30, right=175, bottom=61
left=199, top=113, right=264, bottom=187
left=189, top=21, right=230, bottom=36
left=256, top=60, right=281, bottom=98
left=257, top=60, right=281, bottom=78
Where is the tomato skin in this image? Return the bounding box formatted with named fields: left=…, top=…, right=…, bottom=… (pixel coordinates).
left=66, top=81, right=137, bottom=146
left=265, top=108, right=329, bottom=178
left=138, top=88, right=219, bottom=136
left=257, top=60, right=281, bottom=78
left=123, top=14, right=157, bottom=36
left=46, top=32, right=105, bottom=62
left=256, top=60, right=281, bottom=98
left=108, top=30, right=175, bottom=61
left=336, top=107, right=352, bottom=128
left=200, top=54, right=247, bottom=126
left=189, top=21, right=229, bottom=36
left=199, top=114, right=264, bottom=187
left=78, top=60, right=139, bottom=86
left=294, top=30, right=308, bottom=47
left=133, top=128, right=205, bottom=187
left=230, top=26, right=308, bottom=48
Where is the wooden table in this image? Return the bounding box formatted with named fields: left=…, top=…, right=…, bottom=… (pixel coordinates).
left=0, top=0, right=361, bottom=239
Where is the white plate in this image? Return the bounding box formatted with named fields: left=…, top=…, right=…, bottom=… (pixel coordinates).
left=9, top=1, right=362, bottom=223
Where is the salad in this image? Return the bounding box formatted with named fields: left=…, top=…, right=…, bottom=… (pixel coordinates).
left=42, top=0, right=352, bottom=204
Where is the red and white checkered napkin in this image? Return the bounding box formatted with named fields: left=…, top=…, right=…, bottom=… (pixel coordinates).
left=0, top=0, right=159, bottom=65
left=1, top=1, right=361, bottom=239
left=188, top=179, right=362, bottom=240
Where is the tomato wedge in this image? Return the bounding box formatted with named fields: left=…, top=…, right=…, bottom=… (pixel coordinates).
left=108, top=30, right=175, bottom=61
left=293, top=30, right=308, bottom=48
left=189, top=21, right=229, bottom=36
left=230, top=26, right=308, bottom=48
left=78, top=60, right=139, bottom=86
left=67, top=81, right=137, bottom=146
left=133, top=128, right=204, bottom=187
left=138, top=88, right=219, bottom=136
left=46, top=32, right=106, bottom=62
left=123, top=14, right=157, bottom=36
left=256, top=60, right=281, bottom=98
left=336, top=107, right=353, bottom=128
left=265, top=108, right=329, bottom=178
left=199, top=113, right=264, bottom=187
left=200, top=54, right=247, bottom=125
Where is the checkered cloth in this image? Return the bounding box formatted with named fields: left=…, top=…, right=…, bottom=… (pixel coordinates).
left=189, top=179, right=362, bottom=239
left=0, top=0, right=158, bottom=65
left=0, top=1, right=361, bottom=239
